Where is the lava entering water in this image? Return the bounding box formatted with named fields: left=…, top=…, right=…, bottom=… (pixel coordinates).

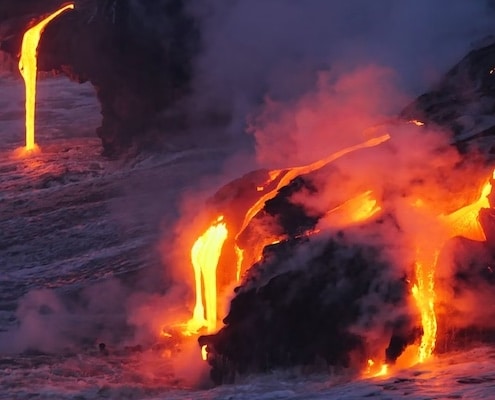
left=412, top=249, right=439, bottom=363
left=18, top=3, right=75, bottom=151
left=182, top=127, right=494, bottom=374
left=411, top=171, right=494, bottom=364
left=187, top=216, right=228, bottom=335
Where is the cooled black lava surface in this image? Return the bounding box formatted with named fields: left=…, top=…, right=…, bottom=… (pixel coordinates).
left=200, top=235, right=419, bottom=385
left=401, top=41, right=495, bottom=155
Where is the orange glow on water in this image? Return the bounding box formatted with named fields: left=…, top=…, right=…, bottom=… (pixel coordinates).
left=13, top=144, right=41, bottom=158
left=19, top=3, right=75, bottom=151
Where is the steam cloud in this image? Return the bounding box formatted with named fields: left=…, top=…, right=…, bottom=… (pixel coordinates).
left=0, top=280, right=129, bottom=354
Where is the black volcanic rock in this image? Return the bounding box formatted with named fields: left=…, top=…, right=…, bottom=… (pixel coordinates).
left=235, top=174, right=322, bottom=274
left=200, top=234, right=419, bottom=385
left=435, top=231, right=495, bottom=353
left=197, top=115, right=495, bottom=384
left=263, top=176, right=320, bottom=236
left=200, top=163, right=495, bottom=384
left=401, top=41, right=495, bottom=155
left=197, top=123, right=495, bottom=383
left=0, top=0, right=198, bottom=156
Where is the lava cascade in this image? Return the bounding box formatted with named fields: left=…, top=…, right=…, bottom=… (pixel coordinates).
left=18, top=3, right=75, bottom=151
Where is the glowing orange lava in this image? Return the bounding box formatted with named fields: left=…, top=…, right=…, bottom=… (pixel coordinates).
left=19, top=3, right=75, bottom=151
left=323, top=190, right=382, bottom=228
left=365, top=359, right=389, bottom=378
left=201, top=344, right=208, bottom=361
left=409, top=119, right=425, bottom=126
left=187, top=216, right=228, bottom=334
left=412, top=250, right=439, bottom=363
left=411, top=170, right=494, bottom=364
left=237, top=134, right=390, bottom=237
left=187, top=135, right=390, bottom=342
left=441, top=178, right=492, bottom=241
left=234, top=245, right=244, bottom=282
left=185, top=125, right=494, bottom=373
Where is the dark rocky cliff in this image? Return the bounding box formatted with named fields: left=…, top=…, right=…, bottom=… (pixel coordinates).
left=0, top=0, right=198, bottom=156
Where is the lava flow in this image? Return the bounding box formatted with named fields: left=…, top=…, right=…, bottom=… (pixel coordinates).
left=182, top=125, right=494, bottom=375
left=187, top=216, right=228, bottom=335
left=18, top=3, right=75, bottom=152
left=411, top=170, right=494, bottom=364
left=323, top=190, right=382, bottom=228
left=185, top=136, right=389, bottom=337
left=411, top=249, right=439, bottom=363
left=237, top=134, right=390, bottom=237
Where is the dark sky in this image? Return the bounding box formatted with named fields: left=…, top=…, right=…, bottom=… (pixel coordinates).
left=190, top=0, right=495, bottom=116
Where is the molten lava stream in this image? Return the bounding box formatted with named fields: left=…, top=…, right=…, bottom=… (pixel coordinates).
left=188, top=216, right=228, bottom=334
left=412, top=250, right=439, bottom=363
left=236, top=134, right=390, bottom=237
left=323, top=190, right=382, bottom=227
left=410, top=170, right=494, bottom=365
left=18, top=3, right=75, bottom=152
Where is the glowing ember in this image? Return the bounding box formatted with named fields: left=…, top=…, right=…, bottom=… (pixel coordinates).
left=409, top=119, right=425, bottom=126
left=185, top=130, right=494, bottom=371
left=18, top=3, right=75, bottom=151
left=188, top=216, right=228, bottom=334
